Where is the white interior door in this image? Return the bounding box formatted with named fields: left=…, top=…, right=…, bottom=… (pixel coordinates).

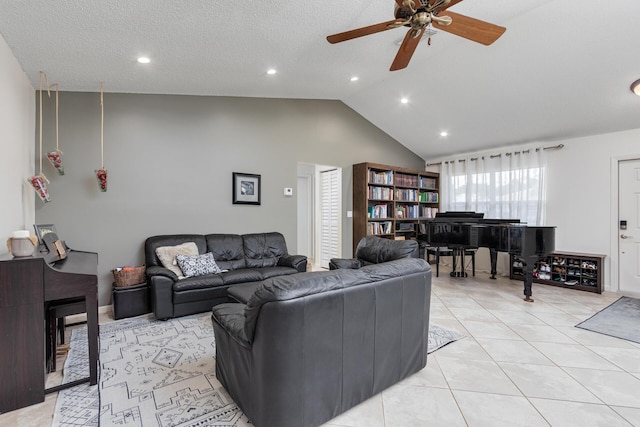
left=318, top=167, right=341, bottom=269
left=618, top=158, right=640, bottom=294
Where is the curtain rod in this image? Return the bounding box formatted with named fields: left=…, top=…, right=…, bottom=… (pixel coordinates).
left=426, top=143, right=564, bottom=167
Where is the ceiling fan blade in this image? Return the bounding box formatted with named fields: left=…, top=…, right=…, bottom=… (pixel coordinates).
left=327, top=19, right=404, bottom=44
left=433, top=11, right=505, bottom=45
left=390, top=28, right=425, bottom=71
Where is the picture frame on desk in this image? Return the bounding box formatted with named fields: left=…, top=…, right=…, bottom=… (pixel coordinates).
left=34, top=223, right=57, bottom=244
left=232, top=172, right=261, bottom=205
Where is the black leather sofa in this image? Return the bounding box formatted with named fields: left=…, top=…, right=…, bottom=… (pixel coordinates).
left=145, top=232, right=306, bottom=320
left=212, top=255, right=432, bottom=427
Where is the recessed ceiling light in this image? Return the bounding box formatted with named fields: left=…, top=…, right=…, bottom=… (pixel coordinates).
left=267, top=69, right=277, bottom=75
left=440, top=131, right=448, bottom=137
left=400, top=97, right=409, bottom=104
left=137, top=57, right=150, bottom=64
left=350, top=76, right=359, bottom=82
left=631, top=79, right=640, bottom=96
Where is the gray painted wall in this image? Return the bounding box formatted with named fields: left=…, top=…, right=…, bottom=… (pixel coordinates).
left=35, top=92, right=424, bottom=305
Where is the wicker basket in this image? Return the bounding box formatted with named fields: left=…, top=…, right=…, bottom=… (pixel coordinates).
left=112, top=265, right=146, bottom=287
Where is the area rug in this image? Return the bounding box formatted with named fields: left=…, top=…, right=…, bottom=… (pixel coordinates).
left=575, top=296, right=640, bottom=344
left=53, top=314, right=463, bottom=427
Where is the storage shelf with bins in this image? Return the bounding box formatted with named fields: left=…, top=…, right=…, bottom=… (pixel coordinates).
left=510, top=251, right=605, bottom=294
left=353, top=162, right=439, bottom=254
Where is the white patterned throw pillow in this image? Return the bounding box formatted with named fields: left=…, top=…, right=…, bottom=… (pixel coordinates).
left=176, top=252, right=222, bottom=277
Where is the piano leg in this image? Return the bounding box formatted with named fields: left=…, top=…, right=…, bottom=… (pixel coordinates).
left=489, top=248, right=498, bottom=279
left=522, top=261, right=535, bottom=302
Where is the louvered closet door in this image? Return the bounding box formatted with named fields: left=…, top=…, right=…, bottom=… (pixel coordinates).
left=319, top=168, right=341, bottom=269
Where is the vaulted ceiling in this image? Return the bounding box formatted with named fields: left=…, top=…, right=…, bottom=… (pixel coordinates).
left=1, top=0, right=639, bottom=160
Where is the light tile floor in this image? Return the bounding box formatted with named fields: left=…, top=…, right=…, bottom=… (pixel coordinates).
left=2, top=268, right=639, bottom=426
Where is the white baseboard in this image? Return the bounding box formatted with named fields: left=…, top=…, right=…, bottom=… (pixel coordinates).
left=65, top=305, right=112, bottom=324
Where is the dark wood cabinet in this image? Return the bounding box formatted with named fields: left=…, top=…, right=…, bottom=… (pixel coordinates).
left=0, top=257, right=45, bottom=412
left=510, top=251, right=605, bottom=293
left=0, top=251, right=98, bottom=413
left=353, top=162, right=439, bottom=254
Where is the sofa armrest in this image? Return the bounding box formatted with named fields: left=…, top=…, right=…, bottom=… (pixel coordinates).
left=148, top=274, right=175, bottom=320
left=329, top=258, right=362, bottom=270
left=211, top=303, right=251, bottom=348
left=278, top=254, right=307, bottom=272
left=146, top=265, right=179, bottom=281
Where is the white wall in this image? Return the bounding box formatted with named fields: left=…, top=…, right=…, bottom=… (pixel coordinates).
left=427, top=128, right=640, bottom=291
left=0, top=34, right=35, bottom=254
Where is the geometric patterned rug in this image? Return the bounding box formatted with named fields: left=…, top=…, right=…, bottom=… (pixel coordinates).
left=52, top=313, right=463, bottom=427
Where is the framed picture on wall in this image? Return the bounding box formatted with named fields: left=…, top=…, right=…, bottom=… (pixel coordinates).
left=233, top=172, right=261, bottom=205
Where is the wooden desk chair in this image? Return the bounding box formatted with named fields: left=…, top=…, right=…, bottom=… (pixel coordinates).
left=426, top=246, right=476, bottom=277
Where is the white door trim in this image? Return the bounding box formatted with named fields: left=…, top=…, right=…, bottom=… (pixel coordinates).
left=610, top=154, right=640, bottom=293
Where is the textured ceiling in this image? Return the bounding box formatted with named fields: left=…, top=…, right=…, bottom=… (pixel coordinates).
left=1, top=0, right=640, bottom=160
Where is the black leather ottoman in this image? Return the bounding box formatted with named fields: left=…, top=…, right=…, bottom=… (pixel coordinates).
left=113, top=282, right=150, bottom=320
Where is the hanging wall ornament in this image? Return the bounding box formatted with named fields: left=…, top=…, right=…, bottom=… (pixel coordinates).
left=95, top=84, right=107, bottom=192
left=45, top=83, right=65, bottom=175
left=28, top=71, right=51, bottom=203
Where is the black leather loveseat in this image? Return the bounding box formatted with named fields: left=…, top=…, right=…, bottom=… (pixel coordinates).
left=145, top=232, right=306, bottom=319
left=328, top=235, right=419, bottom=269
left=212, top=255, right=432, bottom=427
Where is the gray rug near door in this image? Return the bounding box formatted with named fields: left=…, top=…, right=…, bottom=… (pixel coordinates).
left=575, top=296, right=640, bottom=344
left=52, top=314, right=463, bottom=427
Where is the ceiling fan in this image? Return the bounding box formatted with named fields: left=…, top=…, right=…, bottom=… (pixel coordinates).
left=326, top=0, right=506, bottom=71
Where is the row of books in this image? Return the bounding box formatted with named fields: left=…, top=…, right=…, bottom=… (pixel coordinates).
left=395, top=205, right=420, bottom=219
left=394, top=189, right=418, bottom=201
left=420, top=177, right=437, bottom=190
left=367, top=171, right=438, bottom=190
left=420, top=192, right=439, bottom=202
left=367, top=204, right=390, bottom=219
left=368, top=186, right=393, bottom=200
left=395, top=173, right=418, bottom=187
left=367, top=221, right=392, bottom=235
left=421, top=207, right=439, bottom=218
left=368, top=170, right=393, bottom=185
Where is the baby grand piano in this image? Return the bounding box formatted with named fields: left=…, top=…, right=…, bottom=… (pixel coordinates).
left=0, top=241, right=98, bottom=413
left=420, top=211, right=556, bottom=302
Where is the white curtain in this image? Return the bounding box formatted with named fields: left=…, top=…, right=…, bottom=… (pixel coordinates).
left=441, top=148, right=546, bottom=225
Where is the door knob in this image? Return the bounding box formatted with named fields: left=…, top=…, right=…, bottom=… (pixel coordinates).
left=620, top=234, right=631, bottom=239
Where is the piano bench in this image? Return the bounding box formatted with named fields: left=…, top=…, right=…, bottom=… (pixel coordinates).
left=426, top=247, right=476, bottom=277
left=46, top=298, right=86, bottom=373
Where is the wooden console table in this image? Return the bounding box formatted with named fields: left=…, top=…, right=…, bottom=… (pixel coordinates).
left=0, top=250, right=98, bottom=413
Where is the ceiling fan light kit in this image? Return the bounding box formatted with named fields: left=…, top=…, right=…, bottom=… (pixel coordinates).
left=631, top=79, right=640, bottom=96
left=327, top=0, right=506, bottom=71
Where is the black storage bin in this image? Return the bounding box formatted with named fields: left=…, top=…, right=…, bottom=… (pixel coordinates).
left=113, top=282, right=150, bottom=320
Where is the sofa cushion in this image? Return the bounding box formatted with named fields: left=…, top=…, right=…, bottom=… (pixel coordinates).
left=227, top=281, right=260, bottom=304
left=243, top=232, right=288, bottom=268
left=219, top=268, right=263, bottom=285
left=359, top=258, right=431, bottom=281
left=205, top=234, right=246, bottom=271
left=173, top=285, right=230, bottom=305
left=173, top=273, right=224, bottom=292
left=258, top=266, right=299, bottom=279
left=176, top=252, right=222, bottom=277
left=155, top=242, right=199, bottom=278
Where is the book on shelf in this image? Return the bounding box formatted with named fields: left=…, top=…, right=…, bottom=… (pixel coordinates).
left=420, top=207, right=439, bottom=218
